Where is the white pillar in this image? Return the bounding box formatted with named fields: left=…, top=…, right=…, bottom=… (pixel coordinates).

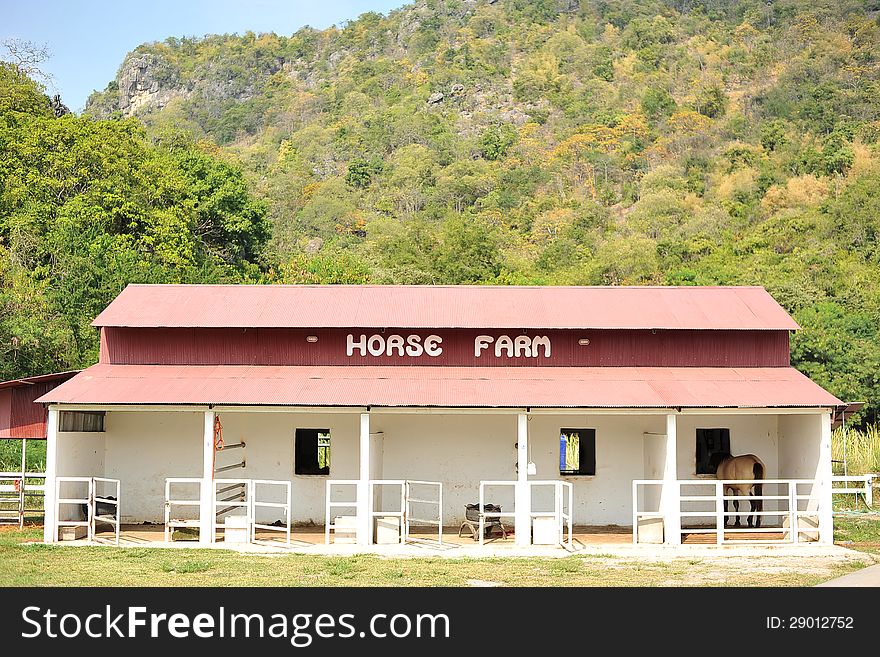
left=662, top=413, right=681, bottom=545
left=357, top=412, right=371, bottom=546
left=43, top=408, right=59, bottom=543
left=199, top=410, right=215, bottom=545
left=515, top=413, right=531, bottom=547
left=817, top=411, right=833, bottom=545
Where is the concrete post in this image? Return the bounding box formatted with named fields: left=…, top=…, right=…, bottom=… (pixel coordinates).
left=515, top=413, right=531, bottom=547
left=663, top=413, right=681, bottom=545
left=43, top=408, right=59, bottom=543
left=357, top=412, right=371, bottom=546
left=199, top=410, right=215, bottom=545
left=818, top=411, right=833, bottom=545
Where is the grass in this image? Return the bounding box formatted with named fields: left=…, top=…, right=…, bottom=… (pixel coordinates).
left=0, top=522, right=876, bottom=587
left=832, top=424, right=880, bottom=476
left=0, top=440, right=46, bottom=473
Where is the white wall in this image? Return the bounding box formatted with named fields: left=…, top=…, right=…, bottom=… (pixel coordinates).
left=101, top=410, right=361, bottom=524
left=675, top=414, right=779, bottom=479
left=778, top=413, right=824, bottom=513
left=75, top=407, right=824, bottom=529
left=102, top=411, right=202, bottom=523
left=377, top=412, right=663, bottom=526
left=55, top=430, right=105, bottom=521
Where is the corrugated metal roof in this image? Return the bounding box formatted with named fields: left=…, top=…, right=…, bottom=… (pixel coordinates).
left=91, top=285, right=800, bottom=330
left=37, top=364, right=841, bottom=408
left=0, top=371, right=79, bottom=391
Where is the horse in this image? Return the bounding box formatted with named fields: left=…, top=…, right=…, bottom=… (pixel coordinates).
left=710, top=452, right=765, bottom=528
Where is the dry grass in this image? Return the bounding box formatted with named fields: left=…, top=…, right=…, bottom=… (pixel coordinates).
left=0, top=525, right=874, bottom=587
left=832, top=424, right=880, bottom=476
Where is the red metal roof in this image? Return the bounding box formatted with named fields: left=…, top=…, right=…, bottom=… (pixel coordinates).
left=0, top=371, right=80, bottom=391
left=92, top=285, right=800, bottom=331
left=0, top=371, right=79, bottom=439
left=37, top=364, right=841, bottom=408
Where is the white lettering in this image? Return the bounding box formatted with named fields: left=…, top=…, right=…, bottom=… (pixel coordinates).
left=495, top=335, right=513, bottom=357
left=167, top=613, right=190, bottom=638
left=424, top=335, right=443, bottom=357
left=59, top=614, right=81, bottom=638
left=475, top=335, right=494, bottom=357
left=367, top=334, right=385, bottom=356
left=386, top=334, right=405, bottom=356
left=405, top=335, right=424, bottom=357
left=514, top=335, right=532, bottom=357
left=532, top=335, right=551, bottom=357
left=86, top=613, right=102, bottom=638
left=150, top=613, right=167, bottom=638
left=129, top=606, right=147, bottom=637
left=346, top=333, right=367, bottom=356
left=268, top=614, right=288, bottom=638
left=106, top=605, right=125, bottom=637
left=193, top=613, right=215, bottom=638
left=21, top=606, right=41, bottom=638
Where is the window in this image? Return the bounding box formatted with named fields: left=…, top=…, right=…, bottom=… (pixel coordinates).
left=294, top=429, right=330, bottom=475
left=695, top=428, right=730, bottom=475
left=559, top=428, right=596, bottom=475
left=59, top=411, right=105, bottom=432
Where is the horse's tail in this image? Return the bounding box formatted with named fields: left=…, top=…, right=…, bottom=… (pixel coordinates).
left=753, top=461, right=764, bottom=527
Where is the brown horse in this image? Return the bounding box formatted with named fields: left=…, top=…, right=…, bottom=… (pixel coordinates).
left=711, top=452, right=765, bottom=528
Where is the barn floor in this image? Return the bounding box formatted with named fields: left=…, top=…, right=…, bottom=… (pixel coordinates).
left=69, top=522, right=818, bottom=552
left=78, top=523, right=635, bottom=550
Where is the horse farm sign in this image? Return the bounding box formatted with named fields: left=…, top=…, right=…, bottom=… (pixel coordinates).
left=346, top=333, right=552, bottom=360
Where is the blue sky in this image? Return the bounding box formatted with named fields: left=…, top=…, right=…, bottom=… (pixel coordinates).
left=2, top=0, right=408, bottom=113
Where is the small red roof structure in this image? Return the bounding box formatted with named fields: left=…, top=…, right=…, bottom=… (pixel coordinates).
left=91, top=284, right=800, bottom=331
left=0, top=371, right=79, bottom=439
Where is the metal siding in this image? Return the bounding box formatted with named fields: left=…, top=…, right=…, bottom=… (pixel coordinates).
left=102, top=327, right=789, bottom=367
left=92, top=284, right=801, bottom=331
left=3, top=382, right=52, bottom=438
left=0, top=390, right=11, bottom=437
left=37, top=364, right=843, bottom=408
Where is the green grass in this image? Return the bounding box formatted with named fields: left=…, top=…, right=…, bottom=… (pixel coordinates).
left=833, top=514, right=880, bottom=555
left=0, top=440, right=46, bottom=472
left=0, top=524, right=875, bottom=587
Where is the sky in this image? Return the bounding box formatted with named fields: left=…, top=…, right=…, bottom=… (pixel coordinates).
left=2, top=0, right=408, bottom=113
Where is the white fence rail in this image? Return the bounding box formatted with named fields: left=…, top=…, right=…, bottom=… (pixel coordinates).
left=529, top=480, right=573, bottom=549
left=831, top=475, right=874, bottom=507
left=0, top=471, right=45, bottom=528
left=54, top=476, right=120, bottom=545
left=633, top=478, right=826, bottom=546
left=250, top=479, right=292, bottom=547
left=325, top=479, right=359, bottom=544
left=405, top=480, right=443, bottom=546
left=164, top=478, right=203, bottom=541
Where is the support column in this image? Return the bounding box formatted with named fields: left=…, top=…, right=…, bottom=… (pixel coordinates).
left=357, top=412, right=371, bottom=546
left=43, top=409, right=59, bottom=543
left=514, top=413, right=531, bottom=547
left=199, top=410, right=215, bottom=545
left=817, top=411, right=833, bottom=545
left=662, top=413, right=681, bottom=545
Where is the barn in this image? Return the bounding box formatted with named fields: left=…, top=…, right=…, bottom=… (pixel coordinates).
left=35, top=284, right=844, bottom=550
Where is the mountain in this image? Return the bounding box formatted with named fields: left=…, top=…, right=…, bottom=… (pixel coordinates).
left=6, top=0, right=880, bottom=422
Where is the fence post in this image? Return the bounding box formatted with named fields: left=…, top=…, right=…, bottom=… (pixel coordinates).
left=789, top=482, right=797, bottom=545
left=716, top=481, right=724, bottom=545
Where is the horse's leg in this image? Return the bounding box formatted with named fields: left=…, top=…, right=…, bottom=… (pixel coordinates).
left=723, top=497, right=729, bottom=526
left=747, top=496, right=755, bottom=528
left=754, top=482, right=763, bottom=528
left=733, top=498, right=741, bottom=527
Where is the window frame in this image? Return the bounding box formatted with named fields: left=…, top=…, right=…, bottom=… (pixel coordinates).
left=294, top=428, right=331, bottom=476
left=558, top=428, right=597, bottom=477
left=58, top=410, right=105, bottom=433
left=694, top=427, right=731, bottom=476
